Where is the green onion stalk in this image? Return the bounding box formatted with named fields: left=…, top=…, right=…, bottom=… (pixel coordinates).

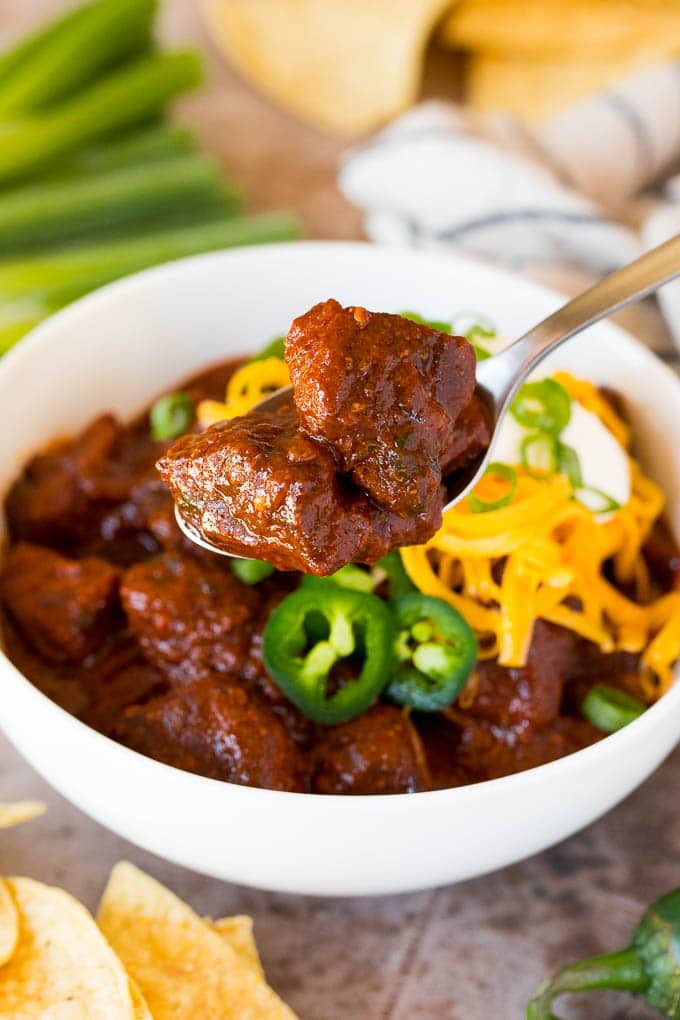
left=527, top=887, right=680, bottom=1018
left=0, top=49, right=202, bottom=186
left=0, top=212, right=302, bottom=351
left=0, top=0, right=156, bottom=116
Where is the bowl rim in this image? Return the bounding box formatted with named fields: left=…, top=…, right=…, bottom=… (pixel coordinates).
left=1, top=238, right=679, bottom=807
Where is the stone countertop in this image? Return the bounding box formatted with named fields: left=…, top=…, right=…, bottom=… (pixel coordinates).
left=0, top=3, right=677, bottom=1018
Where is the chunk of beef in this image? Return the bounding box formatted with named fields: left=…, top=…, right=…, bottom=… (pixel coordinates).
left=440, top=395, right=492, bottom=476
left=0, top=542, right=119, bottom=664
left=461, top=621, right=574, bottom=728
left=120, top=551, right=259, bottom=682
left=115, top=678, right=307, bottom=791
left=6, top=415, right=162, bottom=550
left=158, top=403, right=438, bottom=575
left=83, top=662, right=166, bottom=735
left=450, top=713, right=601, bottom=782
left=312, top=704, right=429, bottom=794
left=287, top=300, right=477, bottom=518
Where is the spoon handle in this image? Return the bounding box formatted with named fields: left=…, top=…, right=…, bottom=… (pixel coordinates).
left=477, top=231, right=680, bottom=412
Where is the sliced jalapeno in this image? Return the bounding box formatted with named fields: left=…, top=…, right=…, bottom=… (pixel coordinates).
left=387, top=593, right=477, bottom=712
left=263, top=586, right=394, bottom=725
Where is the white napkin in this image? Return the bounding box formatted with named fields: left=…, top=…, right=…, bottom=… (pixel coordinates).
left=338, top=61, right=680, bottom=367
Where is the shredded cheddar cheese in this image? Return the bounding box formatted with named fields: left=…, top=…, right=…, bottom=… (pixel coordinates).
left=197, top=357, right=290, bottom=427
left=401, top=378, right=680, bottom=697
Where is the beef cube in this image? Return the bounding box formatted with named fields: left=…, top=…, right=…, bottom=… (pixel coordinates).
left=116, top=678, right=307, bottom=791
left=287, top=300, right=477, bottom=518
left=0, top=542, right=119, bottom=663
left=120, top=551, right=259, bottom=682
left=158, top=403, right=439, bottom=575
left=312, top=704, right=429, bottom=795
left=462, top=621, right=574, bottom=728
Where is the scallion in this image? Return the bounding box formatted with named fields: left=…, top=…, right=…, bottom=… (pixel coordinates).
left=468, top=463, right=518, bottom=513
left=510, top=378, right=571, bottom=434
left=149, top=391, right=193, bottom=441
left=574, top=486, right=621, bottom=514
left=0, top=0, right=156, bottom=118
left=0, top=49, right=203, bottom=186
left=557, top=441, right=583, bottom=488
left=520, top=432, right=559, bottom=480
left=581, top=684, right=646, bottom=733
left=0, top=154, right=240, bottom=252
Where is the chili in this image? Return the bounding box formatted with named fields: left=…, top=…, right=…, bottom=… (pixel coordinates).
left=527, top=886, right=680, bottom=1018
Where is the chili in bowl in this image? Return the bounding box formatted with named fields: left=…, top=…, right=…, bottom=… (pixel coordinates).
left=0, top=242, right=677, bottom=895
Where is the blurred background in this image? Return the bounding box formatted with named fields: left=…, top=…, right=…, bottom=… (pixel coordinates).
left=0, top=0, right=678, bottom=360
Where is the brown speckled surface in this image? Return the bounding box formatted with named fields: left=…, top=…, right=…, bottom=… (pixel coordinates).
left=0, top=3, right=677, bottom=1018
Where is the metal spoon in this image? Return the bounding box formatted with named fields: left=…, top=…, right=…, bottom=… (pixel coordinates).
left=176, top=232, right=680, bottom=557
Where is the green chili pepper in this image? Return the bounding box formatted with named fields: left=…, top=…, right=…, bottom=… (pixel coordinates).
left=581, top=684, right=646, bottom=733
left=468, top=462, right=518, bottom=513
left=574, top=485, right=621, bottom=514
left=230, top=558, right=275, bottom=586
left=249, top=335, right=285, bottom=362
left=301, top=552, right=416, bottom=600
left=386, top=594, right=477, bottom=712
left=149, top=391, right=193, bottom=441
left=527, top=887, right=680, bottom=1019
left=262, top=586, right=395, bottom=725
left=521, top=432, right=559, bottom=480
left=557, top=441, right=583, bottom=488
left=511, top=379, right=571, bottom=434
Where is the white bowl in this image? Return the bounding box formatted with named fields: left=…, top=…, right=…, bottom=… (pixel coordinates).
left=0, top=242, right=678, bottom=897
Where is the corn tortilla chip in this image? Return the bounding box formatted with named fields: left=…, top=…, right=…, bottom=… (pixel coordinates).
left=0, top=879, right=18, bottom=967
left=98, top=863, right=297, bottom=1020
left=467, top=45, right=680, bottom=120
left=212, top=915, right=264, bottom=980
left=0, top=877, right=134, bottom=1020
left=441, top=0, right=680, bottom=60
left=203, top=0, right=454, bottom=134
left=129, top=979, right=153, bottom=1020
left=0, top=802, right=45, bottom=829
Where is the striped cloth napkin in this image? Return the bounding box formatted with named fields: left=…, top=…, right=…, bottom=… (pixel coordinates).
left=338, top=61, right=680, bottom=372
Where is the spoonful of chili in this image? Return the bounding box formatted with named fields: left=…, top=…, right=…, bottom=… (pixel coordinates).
left=165, top=232, right=680, bottom=574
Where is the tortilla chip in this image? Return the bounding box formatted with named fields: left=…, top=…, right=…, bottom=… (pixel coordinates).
left=202, top=0, right=454, bottom=134
left=212, top=915, right=264, bottom=981
left=0, top=877, right=135, bottom=1020
left=0, top=879, right=19, bottom=967
left=129, top=979, right=153, bottom=1020
left=467, top=46, right=680, bottom=120
left=441, top=0, right=680, bottom=60
left=0, top=802, right=45, bottom=829
left=98, top=863, right=297, bottom=1020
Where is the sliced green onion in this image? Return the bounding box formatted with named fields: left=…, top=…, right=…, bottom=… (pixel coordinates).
left=150, top=392, right=193, bottom=440
left=250, top=336, right=286, bottom=363
left=230, top=558, right=275, bottom=585
left=520, top=432, right=559, bottom=480
left=452, top=310, right=496, bottom=359
left=557, top=441, right=583, bottom=488
left=574, top=486, right=621, bottom=514
left=581, top=684, right=646, bottom=733
left=511, top=378, right=571, bottom=435
left=401, top=310, right=453, bottom=333
left=468, top=463, right=518, bottom=513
